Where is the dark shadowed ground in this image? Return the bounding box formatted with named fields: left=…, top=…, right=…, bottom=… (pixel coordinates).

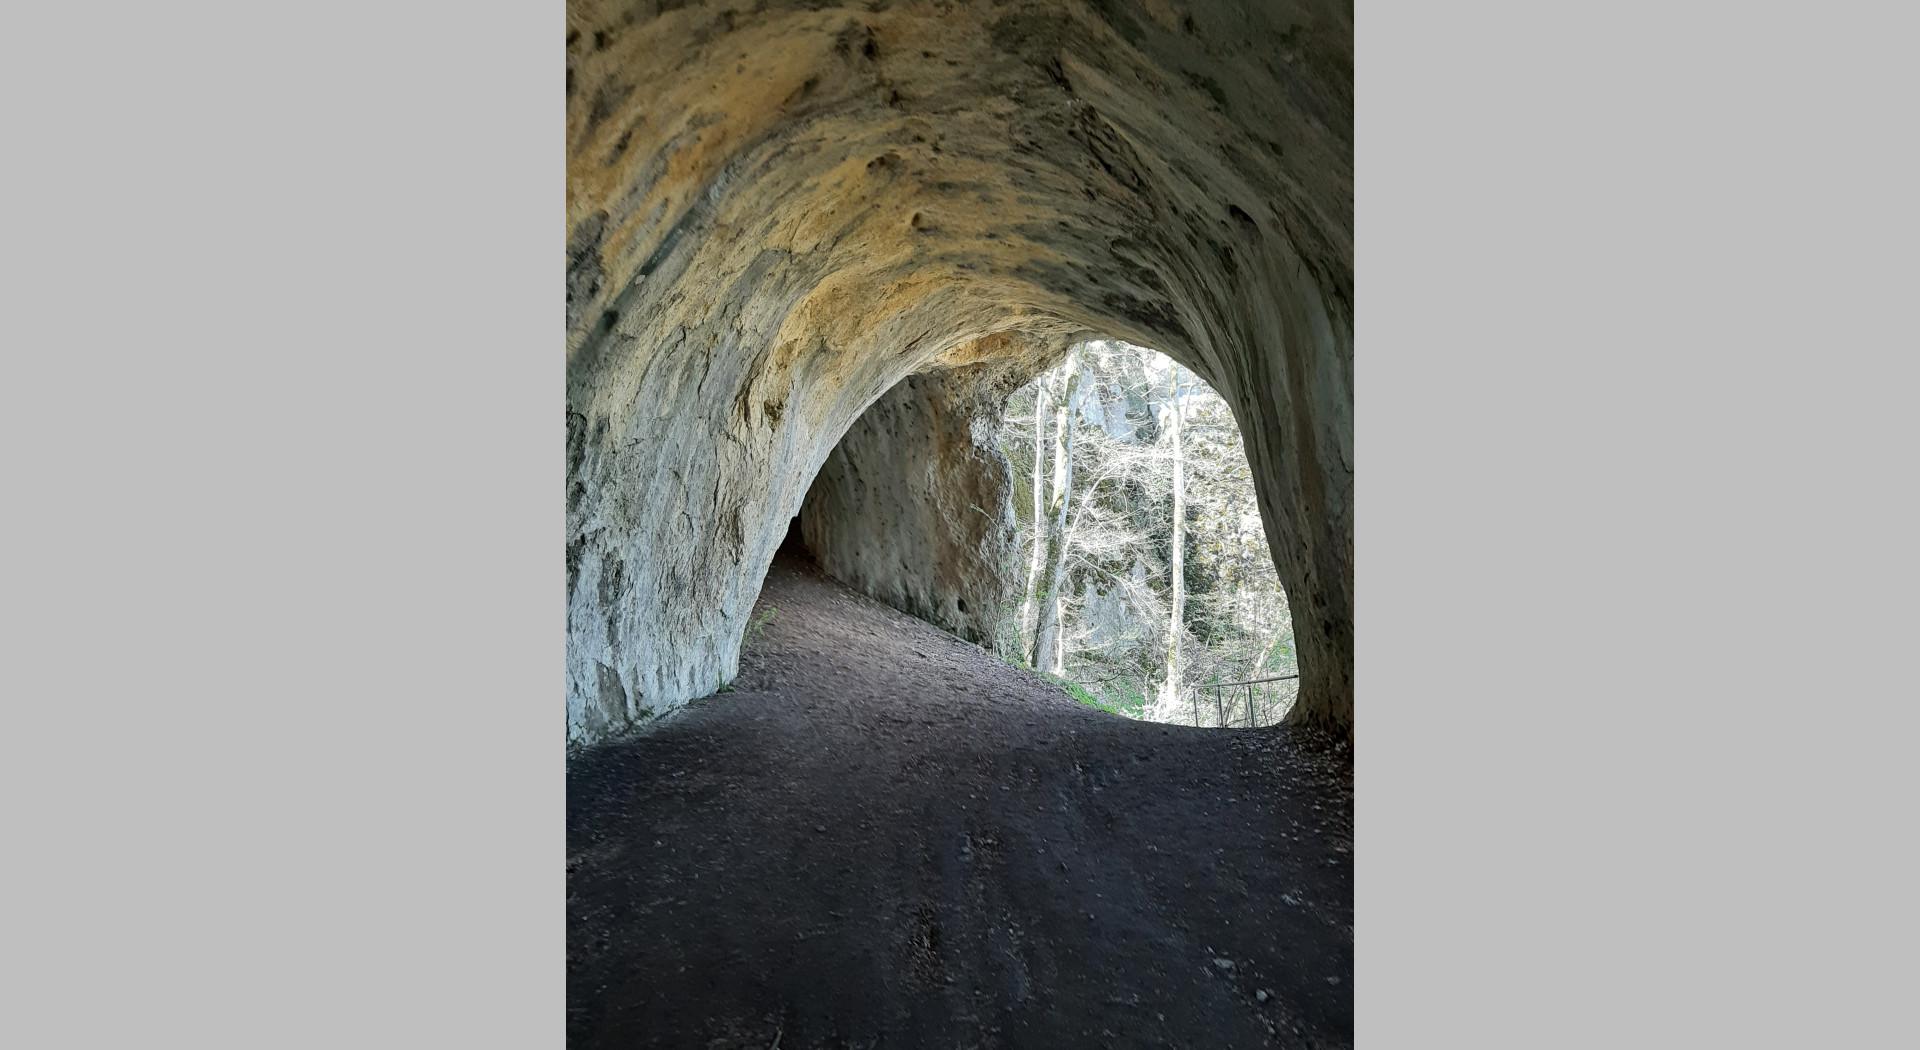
left=567, top=556, right=1352, bottom=1049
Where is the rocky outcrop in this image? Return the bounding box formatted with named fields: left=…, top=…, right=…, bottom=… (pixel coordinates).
left=800, top=359, right=1039, bottom=648
left=565, top=0, right=1352, bottom=744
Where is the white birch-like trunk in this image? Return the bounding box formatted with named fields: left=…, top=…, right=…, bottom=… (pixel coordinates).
left=1160, top=363, right=1186, bottom=706
left=1017, top=372, right=1052, bottom=661
left=1031, top=347, right=1081, bottom=673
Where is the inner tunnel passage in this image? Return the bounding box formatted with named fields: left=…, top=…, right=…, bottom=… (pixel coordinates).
left=567, top=556, right=1352, bottom=1049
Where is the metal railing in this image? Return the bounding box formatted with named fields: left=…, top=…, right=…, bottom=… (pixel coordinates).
left=1195, top=674, right=1299, bottom=728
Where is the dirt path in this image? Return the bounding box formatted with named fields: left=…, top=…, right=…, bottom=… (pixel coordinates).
left=567, top=556, right=1353, bottom=1049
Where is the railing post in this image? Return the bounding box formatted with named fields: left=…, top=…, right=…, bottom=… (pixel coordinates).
left=1201, top=674, right=1302, bottom=727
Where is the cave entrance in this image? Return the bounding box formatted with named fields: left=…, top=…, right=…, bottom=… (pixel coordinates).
left=783, top=365, right=1015, bottom=650
left=776, top=513, right=813, bottom=563
left=775, top=337, right=1297, bottom=729
left=995, top=340, right=1298, bottom=728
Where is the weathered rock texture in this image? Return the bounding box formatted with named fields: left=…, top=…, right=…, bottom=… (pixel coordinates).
left=799, top=360, right=1034, bottom=647
left=565, top=0, right=1353, bottom=745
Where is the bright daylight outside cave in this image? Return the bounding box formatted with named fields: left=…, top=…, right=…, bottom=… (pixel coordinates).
left=992, top=340, right=1300, bottom=728
left=566, top=3, right=1352, bottom=1047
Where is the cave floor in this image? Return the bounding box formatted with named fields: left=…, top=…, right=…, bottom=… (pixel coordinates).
left=567, top=555, right=1353, bottom=1049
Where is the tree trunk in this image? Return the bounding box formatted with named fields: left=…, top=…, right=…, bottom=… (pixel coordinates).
left=1016, top=372, right=1052, bottom=661
left=1160, top=363, right=1186, bottom=706
left=1031, top=348, right=1081, bottom=673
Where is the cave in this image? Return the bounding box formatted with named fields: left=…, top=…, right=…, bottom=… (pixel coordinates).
left=795, top=359, right=1031, bottom=648
left=564, top=0, right=1352, bottom=747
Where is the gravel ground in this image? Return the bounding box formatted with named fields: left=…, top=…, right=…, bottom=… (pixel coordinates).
left=567, top=555, right=1353, bottom=1049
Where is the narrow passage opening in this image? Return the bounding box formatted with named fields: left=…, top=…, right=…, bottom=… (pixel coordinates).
left=777, top=513, right=813, bottom=563
left=994, top=340, right=1298, bottom=727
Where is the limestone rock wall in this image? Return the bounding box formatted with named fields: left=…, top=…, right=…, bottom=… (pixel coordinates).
left=565, top=0, right=1352, bottom=744
left=799, top=362, right=1035, bottom=648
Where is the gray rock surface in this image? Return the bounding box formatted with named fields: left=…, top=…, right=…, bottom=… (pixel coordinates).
left=800, top=360, right=1039, bottom=648
left=565, top=0, right=1352, bottom=744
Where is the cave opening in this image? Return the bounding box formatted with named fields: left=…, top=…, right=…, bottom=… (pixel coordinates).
left=780, top=359, right=1024, bottom=651
left=767, top=335, right=1295, bottom=729
left=997, top=340, right=1297, bottom=727
left=776, top=513, right=812, bottom=563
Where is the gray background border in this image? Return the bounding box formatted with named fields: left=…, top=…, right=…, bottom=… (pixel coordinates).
left=3, top=1, right=1913, bottom=1045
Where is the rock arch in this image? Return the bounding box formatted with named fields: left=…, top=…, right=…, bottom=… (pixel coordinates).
left=565, top=0, right=1352, bottom=745
left=797, top=356, right=1037, bottom=649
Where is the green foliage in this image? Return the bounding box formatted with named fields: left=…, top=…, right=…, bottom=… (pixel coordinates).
left=1041, top=671, right=1127, bottom=715
left=740, top=606, right=777, bottom=654
left=991, top=598, right=1030, bottom=668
